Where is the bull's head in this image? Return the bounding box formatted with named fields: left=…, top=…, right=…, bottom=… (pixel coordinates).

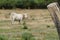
left=23, top=13, right=28, bottom=19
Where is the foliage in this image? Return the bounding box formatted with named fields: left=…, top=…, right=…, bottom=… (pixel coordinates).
left=0, top=35, right=8, bottom=40
left=23, top=21, right=28, bottom=29
left=21, top=32, right=35, bottom=40
left=0, top=0, right=58, bottom=9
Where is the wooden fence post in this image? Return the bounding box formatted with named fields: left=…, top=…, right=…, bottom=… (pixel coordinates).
left=47, top=2, right=60, bottom=39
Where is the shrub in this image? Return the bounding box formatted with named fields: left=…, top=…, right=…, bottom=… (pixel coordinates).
left=23, top=25, right=28, bottom=29
left=23, top=21, right=28, bottom=29
left=21, top=32, right=35, bottom=40
left=47, top=25, right=50, bottom=28
left=0, top=0, right=58, bottom=9
left=0, top=35, right=8, bottom=40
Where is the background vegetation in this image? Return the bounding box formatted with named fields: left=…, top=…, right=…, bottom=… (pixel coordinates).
left=0, top=0, right=58, bottom=9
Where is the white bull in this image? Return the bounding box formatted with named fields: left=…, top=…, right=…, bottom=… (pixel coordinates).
left=9, top=12, right=28, bottom=24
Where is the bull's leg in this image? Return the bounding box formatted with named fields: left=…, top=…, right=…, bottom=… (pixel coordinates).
left=11, top=18, right=15, bottom=24
left=19, top=20, right=20, bottom=23
left=20, top=18, right=23, bottom=24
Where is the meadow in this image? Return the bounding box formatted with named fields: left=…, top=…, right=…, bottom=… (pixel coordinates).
left=0, top=9, right=59, bottom=40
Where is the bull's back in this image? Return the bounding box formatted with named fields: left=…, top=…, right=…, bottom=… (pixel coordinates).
left=15, top=14, right=23, bottom=20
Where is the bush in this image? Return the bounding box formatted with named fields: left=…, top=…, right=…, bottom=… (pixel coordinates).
left=0, top=35, right=8, bottom=40
left=21, top=32, right=35, bottom=40
left=46, top=25, right=50, bottom=28
left=0, top=0, right=58, bottom=9
left=23, top=25, right=28, bottom=29
left=23, top=21, right=28, bottom=29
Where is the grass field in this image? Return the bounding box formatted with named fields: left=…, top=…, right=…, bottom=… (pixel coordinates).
left=0, top=9, right=59, bottom=40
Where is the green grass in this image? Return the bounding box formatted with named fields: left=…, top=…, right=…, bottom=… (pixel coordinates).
left=0, top=35, right=8, bottom=40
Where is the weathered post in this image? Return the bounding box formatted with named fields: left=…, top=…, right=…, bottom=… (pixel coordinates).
left=47, top=2, right=60, bottom=39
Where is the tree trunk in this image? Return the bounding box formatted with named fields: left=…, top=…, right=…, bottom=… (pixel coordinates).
left=47, top=2, right=60, bottom=39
